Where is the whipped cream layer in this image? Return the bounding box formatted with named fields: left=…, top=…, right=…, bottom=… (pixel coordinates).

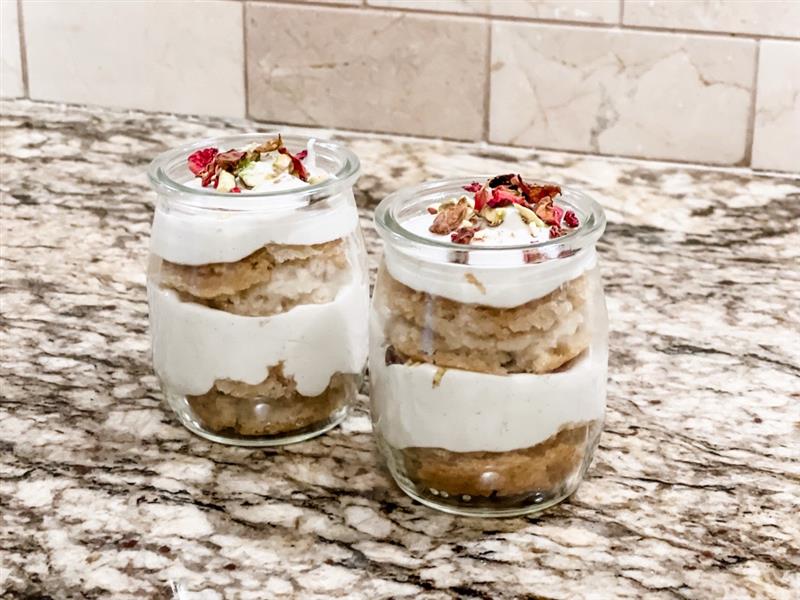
left=385, top=202, right=595, bottom=308
left=150, top=191, right=359, bottom=265
left=369, top=341, right=606, bottom=453
left=149, top=278, right=368, bottom=398
left=384, top=244, right=596, bottom=308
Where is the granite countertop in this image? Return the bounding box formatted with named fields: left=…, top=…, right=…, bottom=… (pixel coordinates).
left=1, top=99, right=798, bottom=599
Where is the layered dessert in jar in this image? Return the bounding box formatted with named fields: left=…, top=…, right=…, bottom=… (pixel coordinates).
left=370, top=174, right=608, bottom=516
left=147, top=134, right=367, bottom=445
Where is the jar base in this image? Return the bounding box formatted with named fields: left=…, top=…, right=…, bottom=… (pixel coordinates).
left=386, top=459, right=580, bottom=518
left=165, top=390, right=348, bottom=447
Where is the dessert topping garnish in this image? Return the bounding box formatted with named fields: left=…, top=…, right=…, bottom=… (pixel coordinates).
left=430, top=197, right=472, bottom=234
left=186, top=135, right=313, bottom=191
left=427, top=174, right=580, bottom=245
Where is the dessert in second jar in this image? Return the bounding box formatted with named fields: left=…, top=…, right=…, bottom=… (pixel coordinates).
left=370, top=174, right=606, bottom=505
left=148, top=135, right=368, bottom=441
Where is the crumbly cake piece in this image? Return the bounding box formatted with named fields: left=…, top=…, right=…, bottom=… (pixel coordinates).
left=186, top=365, right=357, bottom=437
left=376, top=266, right=592, bottom=374
left=158, top=239, right=347, bottom=299
left=397, top=421, right=601, bottom=498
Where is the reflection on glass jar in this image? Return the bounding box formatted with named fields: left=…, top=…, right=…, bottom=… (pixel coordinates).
left=146, top=134, right=367, bottom=446
left=370, top=176, right=608, bottom=516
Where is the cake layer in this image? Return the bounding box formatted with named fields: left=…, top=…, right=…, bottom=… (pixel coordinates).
left=157, top=240, right=350, bottom=316
left=186, top=370, right=357, bottom=437
left=376, top=266, right=594, bottom=374
left=395, top=421, right=602, bottom=498
left=148, top=276, right=368, bottom=397
left=369, top=340, right=606, bottom=453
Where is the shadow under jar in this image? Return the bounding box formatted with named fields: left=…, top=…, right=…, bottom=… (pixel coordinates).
left=370, top=177, right=608, bottom=516
left=146, top=134, right=367, bottom=446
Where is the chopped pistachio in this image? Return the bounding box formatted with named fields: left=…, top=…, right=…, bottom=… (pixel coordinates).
left=216, top=170, right=236, bottom=193
left=308, top=174, right=328, bottom=185
left=238, top=163, right=262, bottom=188
left=273, top=153, right=292, bottom=174
left=514, top=203, right=545, bottom=228
left=480, top=206, right=506, bottom=227
left=432, top=367, right=447, bottom=388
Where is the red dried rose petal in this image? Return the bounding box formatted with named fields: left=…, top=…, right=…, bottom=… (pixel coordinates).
left=451, top=227, right=478, bottom=245
left=278, top=147, right=309, bottom=182
left=488, top=186, right=523, bottom=208
left=231, top=187, right=241, bottom=193
left=295, top=150, right=308, bottom=160
left=549, top=225, right=562, bottom=238
left=474, top=186, right=490, bottom=212
left=535, top=196, right=562, bottom=226
left=188, top=147, right=218, bottom=176
left=564, top=210, right=579, bottom=227
left=463, top=182, right=482, bottom=193
left=552, top=204, right=564, bottom=225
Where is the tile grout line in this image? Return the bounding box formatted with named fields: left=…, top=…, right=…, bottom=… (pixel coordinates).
left=482, top=18, right=492, bottom=142
left=16, top=0, right=29, bottom=98
left=242, top=1, right=250, bottom=120
left=618, top=0, right=625, bottom=26
left=744, top=40, right=762, bottom=168
left=254, top=0, right=800, bottom=42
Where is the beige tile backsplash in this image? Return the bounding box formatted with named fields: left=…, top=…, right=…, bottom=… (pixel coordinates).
left=21, top=0, right=245, bottom=117
left=490, top=24, right=756, bottom=164
left=367, top=0, right=619, bottom=24
left=751, top=41, right=800, bottom=172
left=246, top=4, right=487, bottom=139
left=1, top=1, right=24, bottom=98
left=2, top=0, right=798, bottom=172
left=623, top=0, right=800, bottom=38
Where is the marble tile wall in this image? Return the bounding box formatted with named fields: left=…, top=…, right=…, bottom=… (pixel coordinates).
left=1, top=0, right=798, bottom=172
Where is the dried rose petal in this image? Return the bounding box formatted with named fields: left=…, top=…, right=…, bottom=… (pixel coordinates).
left=488, top=173, right=515, bottom=188
left=427, top=206, right=438, bottom=215
left=188, top=147, right=218, bottom=176
left=231, top=187, right=241, bottom=193
left=552, top=204, right=564, bottom=225
left=215, top=150, right=246, bottom=170
left=463, top=181, right=482, bottom=193
left=278, top=147, right=309, bottom=181
left=201, top=164, right=220, bottom=187
left=488, top=186, right=523, bottom=208
left=549, top=225, right=562, bottom=238
left=528, top=184, right=562, bottom=204
left=430, top=198, right=470, bottom=234
left=254, top=136, right=283, bottom=153
left=296, top=149, right=308, bottom=160
left=564, top=210, right=579, bottom=227
left=451, top=226, right=478, bottom=245
left=535, top=196, right=562, bottom=226
left=473, top=186, right=490, bottom=212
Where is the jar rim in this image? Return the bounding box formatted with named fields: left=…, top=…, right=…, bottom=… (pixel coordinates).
left=374, top=176, right=606, bottom=257
left=147, top=133, right=361, bottom=211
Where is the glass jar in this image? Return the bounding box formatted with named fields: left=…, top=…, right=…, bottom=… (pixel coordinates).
left=146, top=134, right=367, bottom=446
left=370, top=177, right=608, bottom=516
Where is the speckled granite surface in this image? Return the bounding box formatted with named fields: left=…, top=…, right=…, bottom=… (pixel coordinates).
left=1, top=99, right=799, bottom=599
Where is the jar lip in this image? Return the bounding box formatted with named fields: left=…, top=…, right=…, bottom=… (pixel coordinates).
left=147, top=132, right=361, bottom=211
left=374, top=176, right=606, bottom=255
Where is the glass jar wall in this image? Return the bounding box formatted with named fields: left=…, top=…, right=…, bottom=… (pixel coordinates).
left=147, top=134, right=367, bottom=446
left=370, top=177, right=608, bottom=516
